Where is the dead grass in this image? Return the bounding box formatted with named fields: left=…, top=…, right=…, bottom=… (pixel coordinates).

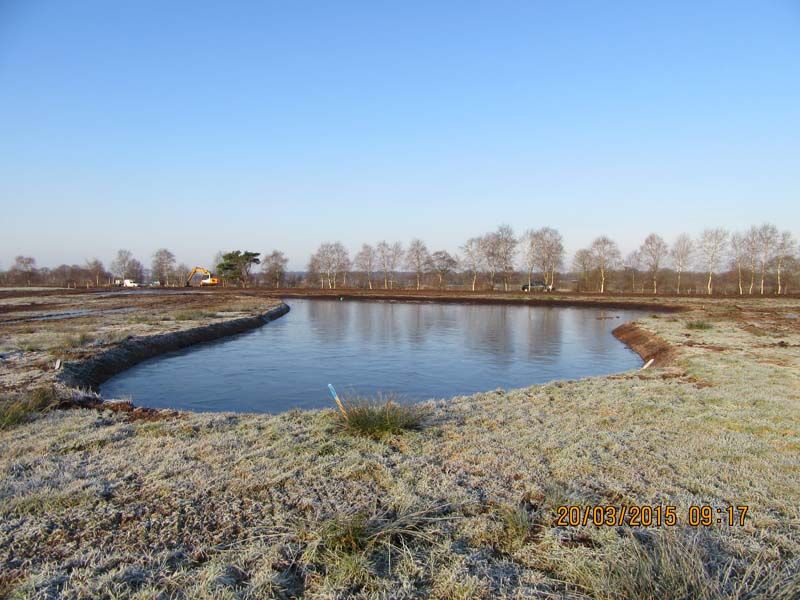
left=564, top=529, right=800, bottom=600
left=58, top=331, right=95, bottom=349
left=0, top=386, right=58, bottom=430
left=333, top=395, right=427, bottom=439
left=687, top=320, right=714, bottom=330
left=174, top=309, right=218, bottom=321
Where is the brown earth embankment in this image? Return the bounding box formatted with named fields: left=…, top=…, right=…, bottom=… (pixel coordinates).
left=612, top=321, right=677, bottom=366
left=56, top=303, right=289, bottom=391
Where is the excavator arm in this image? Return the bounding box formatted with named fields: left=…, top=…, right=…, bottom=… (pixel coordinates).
left=185, top=267, right=213, bottom=287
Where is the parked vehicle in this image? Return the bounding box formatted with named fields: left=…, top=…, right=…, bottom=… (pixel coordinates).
left=122, top=279, right=140, bottom=288
left=521, top=281, right=552, bottom=292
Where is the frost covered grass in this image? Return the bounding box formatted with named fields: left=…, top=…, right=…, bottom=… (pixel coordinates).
left=0, top=294, right=799, bottom=597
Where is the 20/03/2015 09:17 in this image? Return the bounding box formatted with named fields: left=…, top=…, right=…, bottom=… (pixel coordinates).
left=555, top=505, right=750, bottom=528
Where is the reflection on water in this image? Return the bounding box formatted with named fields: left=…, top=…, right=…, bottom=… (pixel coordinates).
left=101, top=299, right=646, bottom=413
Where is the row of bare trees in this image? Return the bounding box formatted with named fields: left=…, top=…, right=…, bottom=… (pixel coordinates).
left=572, top=224, right=797, bottom=295
left=3, top=223, right=797, bottom=294
left=306, top=223, right=797, bottom=295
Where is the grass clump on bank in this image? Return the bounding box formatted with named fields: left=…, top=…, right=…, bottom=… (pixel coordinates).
left=564, top=530, right=800, bottom=600
left=174, top=310, right=219, bottom=321
left=300, top=504, right=451, bottom=591
left=59, top=332, right=94, bottom=349
left=0, top=386, right=58, bottom=430
left=332, top=394, right=426, bottom=439
left=686, top=320, right=713, bottom=330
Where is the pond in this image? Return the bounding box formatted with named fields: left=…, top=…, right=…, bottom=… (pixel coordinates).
left=100, top=299, right=648, bottom=413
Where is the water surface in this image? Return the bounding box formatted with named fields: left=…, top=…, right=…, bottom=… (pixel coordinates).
left=101, top=299, right=646, bottom=412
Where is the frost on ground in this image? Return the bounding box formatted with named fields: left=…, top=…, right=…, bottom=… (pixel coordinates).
left=1, top=293, right=799, bottom=598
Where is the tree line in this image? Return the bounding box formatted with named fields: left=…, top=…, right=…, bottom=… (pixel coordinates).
left=2, top=223, right=798, bottom=295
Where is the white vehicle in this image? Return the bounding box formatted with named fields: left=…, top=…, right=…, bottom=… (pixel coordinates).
left=122, top=279, right=140, bottom=288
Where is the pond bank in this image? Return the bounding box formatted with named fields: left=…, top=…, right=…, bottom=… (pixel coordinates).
left=57, top=302, right=289, bottom=391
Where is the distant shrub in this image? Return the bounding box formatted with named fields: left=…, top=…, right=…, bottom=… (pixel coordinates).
left=0, top=386, right=59, bottom=430
left=686, top=321, right=713, bottom=330
left=333, top=395, right=426, bottom=440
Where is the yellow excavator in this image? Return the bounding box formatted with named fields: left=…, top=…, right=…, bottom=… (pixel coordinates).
left=185, top=267, right=220, bottom=287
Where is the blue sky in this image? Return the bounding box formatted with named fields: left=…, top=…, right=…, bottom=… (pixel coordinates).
left=1, top=1, right=798, bottom=270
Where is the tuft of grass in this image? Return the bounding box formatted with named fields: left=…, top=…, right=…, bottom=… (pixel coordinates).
left=686, top=320, right=713, bottom=330
left=495, top=505, right=536, bottom=552
left=563, top=530, right=800, bottom=600
left=333, top=395, right=426, bottom=439
left=59, top=332, right=94, bottom=349
left=298, top=504, right=452, bottom=591
left=320, top=512, right=371, bottom=554
left=174, top=310, right=203, bottom=321
left=309, top=504, right=450, bottom=559
left=173, top=310, right=218, bottom=321
left=0, top=387, right=59, bottom=430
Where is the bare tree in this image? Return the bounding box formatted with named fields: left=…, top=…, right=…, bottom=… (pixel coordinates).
left=376, top=241, right=403, bottom=289
left=697, top=228, right=729, bottom=295
left=311, top=242, right=348, bottom=289
left=110, top=249, right=134, bottom=280
left=388, top=242, right=404, bottom=289
left=12, top=256, right=37, bottom=286
left=624, top=251, right=641, bottom=292
left=151, top=248, right=176, bottom=286
left=355, top=244, right=376, bottom=289
left=756, top=223, right=778, bottom=294
left=670, top=233, right=693, bottom=294
left=522, top=227, right=562, bottom=289
left=376, top=241, right=391, bottom=289
left=460, top=237, right=485, bottom=291
left=589, top=236, right=620, bottom=293
left=261, top=250, right=289, bottom=288
left=85, top=258, right=105, bottom=286
left=775, top=230, right=797, bottom=295
left=521, top=230, right=540, bottom=288
left=127, top=258, right=145, bottom=283
left=331, top=242, right=350, bottom=288
left=639, top=233, right=669, bottom=294
left=540, top=227, right=564, bottom=288
left=480, top=233, right=501, bottom=289
left=406, top=239, right=430, bottom=290
left=310, top=244, right=332, bottom=288
left=429, top=250, right=458, bottom=289
left=495, top=225, right=517, bottom=291
left=174, top=263, right=191, bottom=286
left=729, top=232, right=747, bottom=295
left=573, top=249, right=593, bottom=292
left=744, top=226, right=759, bottom=294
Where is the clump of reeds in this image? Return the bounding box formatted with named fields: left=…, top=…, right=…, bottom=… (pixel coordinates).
left=331, top=391, right=426, bottom=440
left=686, top=320, right=713, bottom=330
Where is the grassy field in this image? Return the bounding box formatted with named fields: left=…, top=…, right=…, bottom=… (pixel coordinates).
left=1, top=290, right=798, bottom=598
